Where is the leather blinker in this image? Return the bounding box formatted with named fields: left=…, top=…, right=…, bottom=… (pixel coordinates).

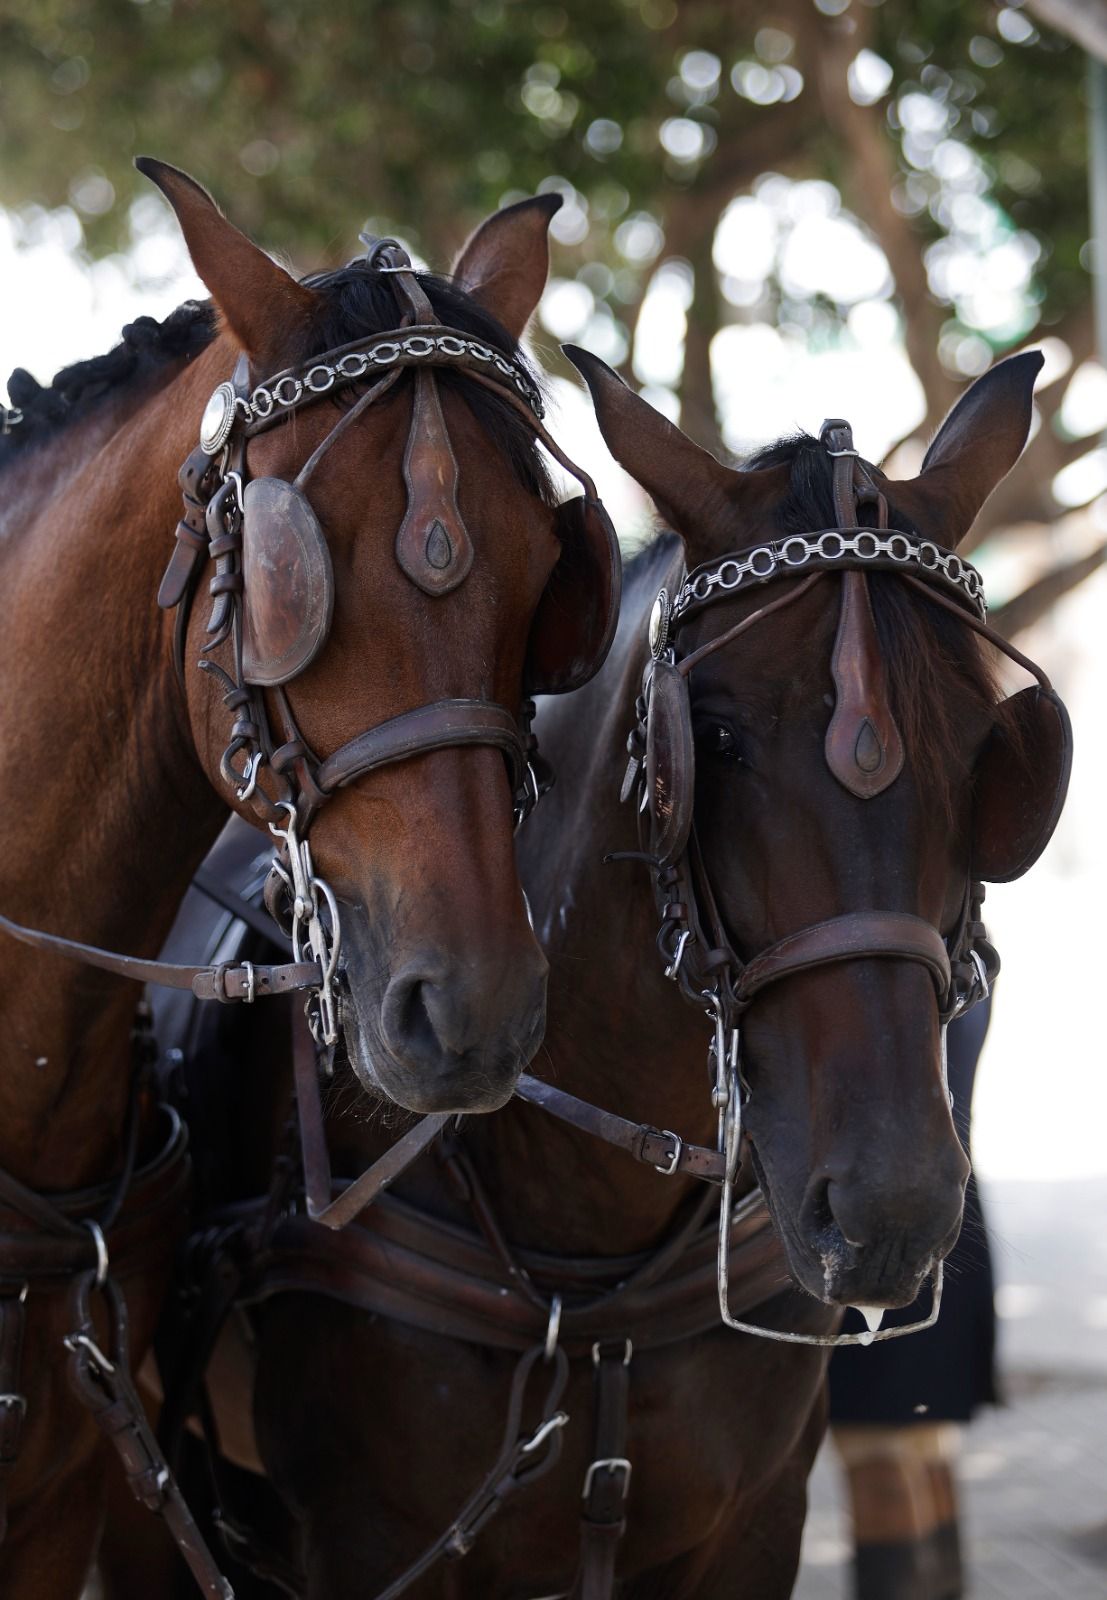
left=645, top=656, right=695, bottom=869
left=240, top=477, right=335, bottom=687
left=972, top=684, right=1073, bottom=882
left=528, top=495, right=622, bottom=695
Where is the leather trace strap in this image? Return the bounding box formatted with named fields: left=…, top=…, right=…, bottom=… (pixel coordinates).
left=65, top=1272, right=234, bottom=1599
left=369, top=1344, right=569, bottom=1600
left=575, top=1343, right=633, bottom=1600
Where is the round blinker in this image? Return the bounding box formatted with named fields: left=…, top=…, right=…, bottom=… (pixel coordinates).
left=645, top=656, right=695, bottom=869
left=240, top=476, right=335, bottom=687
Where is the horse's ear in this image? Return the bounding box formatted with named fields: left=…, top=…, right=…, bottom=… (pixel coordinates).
left=451, top=194, right=562, bottom=342
left=889, top=351, right=1043, bottom=546
left=135, top=157, right=317, bottom=368
left=563, top=345, right=789, bottom=559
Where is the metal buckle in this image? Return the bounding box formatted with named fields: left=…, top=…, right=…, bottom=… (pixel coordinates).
left=520, top=1411, right=569, bottom=1456
left=652, top=1130, right=683, bottom=1176
left=544, top=1294, right=562, bottom=1361
left=63, top=1330, right=116, bottom=1375
left=582, top=1457, right=632, bottom=1499
left=83, top=1220, right=109, bottom=1288
left=591, top=1339, right=632, bottom=1368
left=664, top=928, right=691, bottom=981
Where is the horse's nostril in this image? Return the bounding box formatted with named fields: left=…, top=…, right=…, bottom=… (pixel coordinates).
left=382, top=972, right=442, bottom=1059
left=824, top=1181, right=870, bottom=1250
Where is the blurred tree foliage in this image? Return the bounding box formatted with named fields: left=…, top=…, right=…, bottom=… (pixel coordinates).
left=0, top=2, right=1086, bottom=303
left=1, top=0, right=1102, bottom=623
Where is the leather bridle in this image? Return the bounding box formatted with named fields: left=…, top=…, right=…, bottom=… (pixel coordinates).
left=0, top=240, right=614, bottom=1048
left=612, top=419, right=1063, bottom=1345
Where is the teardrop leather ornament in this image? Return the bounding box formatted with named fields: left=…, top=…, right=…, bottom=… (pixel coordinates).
left=394, top=368, right=474, bottom=596
left=825, top=571, right=904, bottom=798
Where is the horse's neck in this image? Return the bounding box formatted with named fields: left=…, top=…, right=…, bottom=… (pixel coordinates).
left=467, top=546, right=724, bottom=1255
left=0, top=342, right=234, bottom=1186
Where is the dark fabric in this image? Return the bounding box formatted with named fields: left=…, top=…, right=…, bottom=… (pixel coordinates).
left=827, top=997, right=998, bottom=1425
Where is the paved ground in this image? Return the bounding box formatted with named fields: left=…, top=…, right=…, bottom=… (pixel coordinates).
left=795, top=1177, right=1107, bottom=1599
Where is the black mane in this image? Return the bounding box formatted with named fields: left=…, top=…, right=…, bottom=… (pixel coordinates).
left=1, top=301, right=216, bottom=466
left=1, top=262, right=551, bottom=499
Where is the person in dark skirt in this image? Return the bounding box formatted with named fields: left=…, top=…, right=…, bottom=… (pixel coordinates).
left=828, top=997, right=996, bottom=1600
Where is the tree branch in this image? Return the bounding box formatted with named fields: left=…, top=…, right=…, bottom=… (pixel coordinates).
left=1024, top=0, right=1107, bottom=60
left=989, top=543, right=1107, bottom=638
left=812, top=5, right=959, bottom=432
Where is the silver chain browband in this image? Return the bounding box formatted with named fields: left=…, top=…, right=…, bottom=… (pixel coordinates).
left=228, top=330, right=545, bottom=432
left=672, top=527, right=987, bottom=624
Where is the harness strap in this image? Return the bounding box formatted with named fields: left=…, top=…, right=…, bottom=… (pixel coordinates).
left=735, top=911, right=952, bottom=1007
left=574, top=1345, right=632, bottom=1600
left=0, top=1291, right=27, bottom=1542
left=66, top=1274, right=234, bottom=1599
left=315, top=699, right=527, bottom=798
left=514, top=1074, right=727, bottom=1183
left=0, top=907, right=320, bottom=1002
left=370, top=1344, right=569, bottom=1600
left=290, top=1007, right=450, bottom=1230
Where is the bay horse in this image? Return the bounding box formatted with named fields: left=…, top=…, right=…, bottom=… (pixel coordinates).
left=0, top=159, right=619, bottom=1599
left=227, top=348, right=1069, bottom=1598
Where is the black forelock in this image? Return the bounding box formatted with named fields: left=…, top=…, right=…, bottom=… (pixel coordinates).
left=2, top=260, right=552, bottom=501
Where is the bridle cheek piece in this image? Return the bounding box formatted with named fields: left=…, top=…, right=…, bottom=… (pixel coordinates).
left=620, top=417, right=1073, bottom=1347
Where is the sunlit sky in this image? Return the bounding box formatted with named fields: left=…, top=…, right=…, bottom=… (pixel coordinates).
left=2, top=172, right=1104, bottom=1183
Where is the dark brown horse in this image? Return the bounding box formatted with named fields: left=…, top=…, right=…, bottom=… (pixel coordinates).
left=234, top=348, right=1067, bottom=1598
left=0, top=161, right=616, bottom=1598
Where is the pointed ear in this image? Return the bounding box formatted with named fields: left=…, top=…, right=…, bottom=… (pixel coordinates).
left=451, top=194, right=562, bottom=342
left=135, top=157, right=317, bottom=369
left=890, top=351, right=1043, bottom=546
left=563, top=345, right=789, bottom=556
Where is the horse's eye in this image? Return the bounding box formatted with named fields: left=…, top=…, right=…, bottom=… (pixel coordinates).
left=698, top=723, right=743, bottom=762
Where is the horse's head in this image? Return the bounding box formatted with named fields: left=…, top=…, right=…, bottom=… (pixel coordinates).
left=141, top=162, right=618, bottom=1115
left=570, top=345, right=1069, bottom=1310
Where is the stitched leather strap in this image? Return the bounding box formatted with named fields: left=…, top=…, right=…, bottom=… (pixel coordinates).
left=0, top=907, right=319, bottom=1002
left=735, top=911, right=952, bottom=1005
left=249, top=1189, right=789, bottom=1356
left=575, top=1348, right=632, bottom=1600
left=315, top=699, right=527, bottom=795
left=514, top=1074, right=727, bottom=1183
left=0, top=1292, right=27, bottom=1542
